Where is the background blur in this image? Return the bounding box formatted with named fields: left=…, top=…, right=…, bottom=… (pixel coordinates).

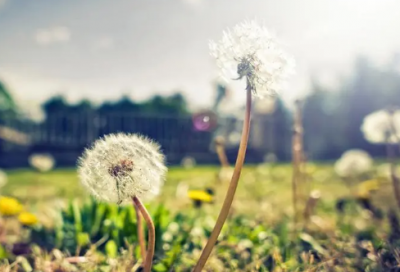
left=1, top=0, right=400, bottom=167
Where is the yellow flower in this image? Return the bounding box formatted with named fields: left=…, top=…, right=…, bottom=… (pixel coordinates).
left=0, top=196, right=23, bottom=216
left=18, top=212, right=38, bottom=226
left=359, top=179, right=380, bottom=191
left=188, top=190, right=213, bottom=203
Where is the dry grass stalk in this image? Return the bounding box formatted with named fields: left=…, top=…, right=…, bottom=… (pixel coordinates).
left=292, top=99, right=305, bottom=223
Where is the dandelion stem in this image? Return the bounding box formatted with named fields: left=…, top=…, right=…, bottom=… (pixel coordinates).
left=387, top=141, right=400, bottom=209
left=134, top=204, right=147, bottom=261
left=132, top=196, right=155, bottom=272
left=193, top=85, right=252, bottom=272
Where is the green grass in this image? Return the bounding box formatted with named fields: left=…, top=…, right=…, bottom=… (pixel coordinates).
left=2, top=163, right=396, bottom=219
left=1, top=163, right=399, bottom=271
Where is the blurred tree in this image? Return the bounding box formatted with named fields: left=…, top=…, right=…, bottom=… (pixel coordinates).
left=0, top=80, right=17, bottom=120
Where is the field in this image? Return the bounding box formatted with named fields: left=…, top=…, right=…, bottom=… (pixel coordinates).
left=1, top=163, right=399, bottom=271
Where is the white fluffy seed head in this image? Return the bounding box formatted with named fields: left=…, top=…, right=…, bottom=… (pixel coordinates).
left=361, top=109, right=400, bottom=144
left=78, top=133, right=167, bottom=204
left=209, top=19, right=295, bottom=98
left=334, top=149, right=373, bottom=178
left=29, top=153, right=55, bottom=172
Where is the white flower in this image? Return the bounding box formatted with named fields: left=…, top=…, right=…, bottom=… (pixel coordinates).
left=361, top=109, right=400, bottom=144
left=334, top=149, right=373, bottom=178
left=78, top=133, right=167, bottom=203
left=209, top=19, right=295, bottom=98
left=0, top=169, right=7, bottom=188
left=180, top=156, right=196, bottom=169
left=29, top=154, right=55, bottom=172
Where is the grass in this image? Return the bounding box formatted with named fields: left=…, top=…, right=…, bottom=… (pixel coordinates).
left=1, top=163, right=399, bottom=271
left=2, top=163, right=396, bottom=220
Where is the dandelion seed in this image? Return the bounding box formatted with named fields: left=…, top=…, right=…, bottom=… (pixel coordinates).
left=210, top=20, right=295, bottom=98
left=78, top=133, right=167, bottom=204
left=361, top=109, right=400, bottom=144
left=334, top=149, right=373, bottom=178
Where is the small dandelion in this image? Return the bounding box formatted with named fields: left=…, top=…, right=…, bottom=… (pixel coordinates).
left=361, top=109, right=400, bottom=144
left=78, top=133, right=167, bottom=272
left=29, top=154, right=55, bottom=172
left=362, top=109, right=400, bottom=209
left=78, top=133, right=167, bottom=204
left=334, top=149, right=373, bottom=178
left=210, top=19, right=295, bottom=98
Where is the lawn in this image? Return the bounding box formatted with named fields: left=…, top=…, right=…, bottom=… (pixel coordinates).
left=0, top=163, right=398, bottom=271
left=2, top=164, right=395, bottom=216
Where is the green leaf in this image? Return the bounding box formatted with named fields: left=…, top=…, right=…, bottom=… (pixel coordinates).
left=77, top=232, right=91, bottom=247
left=105, top=240, right=118, bottom=258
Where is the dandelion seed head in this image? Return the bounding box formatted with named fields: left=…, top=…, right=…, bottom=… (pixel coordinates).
left=29, top=153, right=55, bottom=172
left=361, top=109, right=400, bottom=144
left=78, top=133, right=167, bottom=204
left=334, top=149, right=373, bottom=178
left=210, top=19, right=295, bottom=98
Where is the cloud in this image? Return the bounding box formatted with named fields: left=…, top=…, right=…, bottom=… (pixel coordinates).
left=34, top=26, right=71, bottom=46
left=93, top=36, right=114, bottom=50
left=0, top=0, right=7, bottom=9
left=181, top=0, right=204, bottom=8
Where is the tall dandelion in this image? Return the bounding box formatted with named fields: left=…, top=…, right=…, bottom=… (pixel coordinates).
left=361, top=109, right=400, bottom=208
left=78, top=133, right=167, bottom=272
left=194, top=19, right=294, bottom=272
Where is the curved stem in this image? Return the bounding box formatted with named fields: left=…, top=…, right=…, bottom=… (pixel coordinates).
left=132, top=196, right=155, bottom=272
left=134, top=204, right=147, bottom=261
left=193, top=88, right=252, bottom=272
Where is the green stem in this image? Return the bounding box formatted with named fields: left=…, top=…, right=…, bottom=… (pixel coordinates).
left=193, top=87, right=252, bottom=272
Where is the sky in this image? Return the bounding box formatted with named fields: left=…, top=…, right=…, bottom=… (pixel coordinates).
left=0, top=0, right=400, bottom=117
